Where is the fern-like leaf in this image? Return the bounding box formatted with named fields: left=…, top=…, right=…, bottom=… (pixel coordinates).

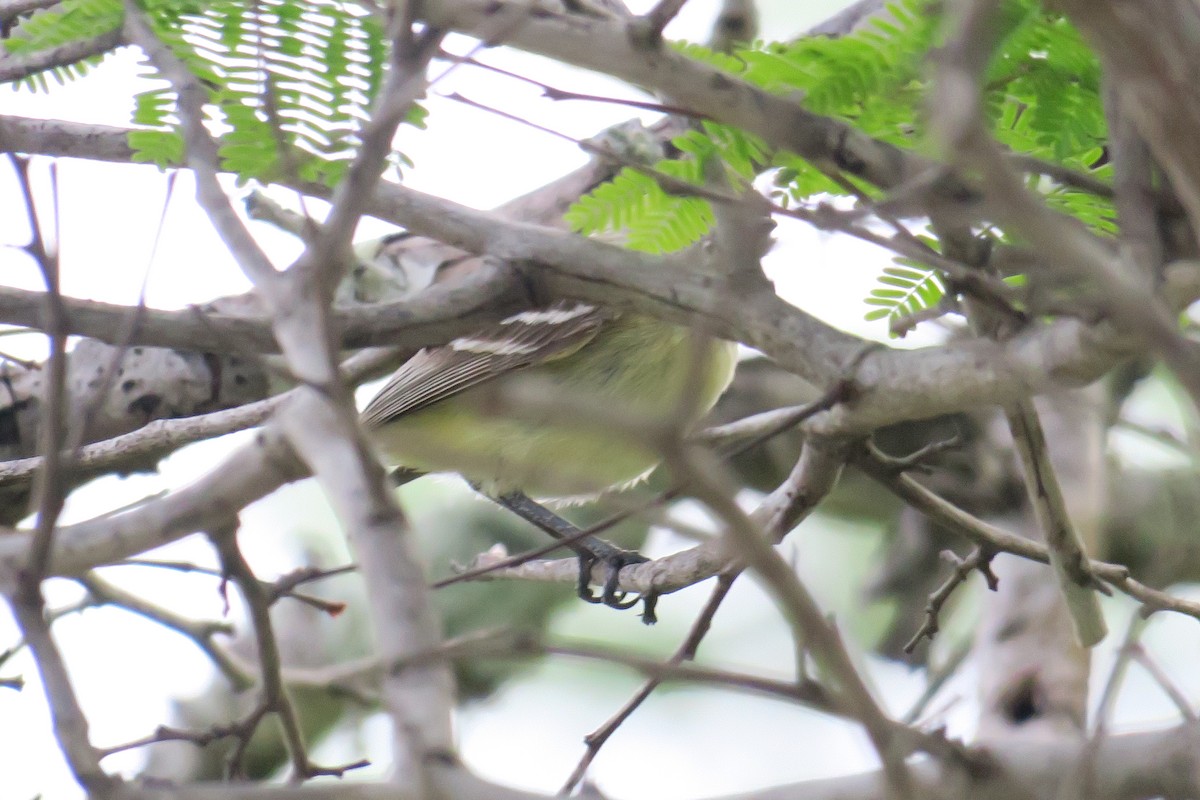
left=864, top=262, right=946, bottom=332
left=565, top=167, right=715, bottom=254
left=1, top=0, right=122, bottom=89
left=4, top=0, right=420, bottom=185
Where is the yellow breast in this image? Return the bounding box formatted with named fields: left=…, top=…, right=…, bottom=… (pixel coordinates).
left=372, top=316, right=738, bottom=498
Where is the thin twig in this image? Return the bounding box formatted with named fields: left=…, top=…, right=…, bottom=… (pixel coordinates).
left=777, top=201, right=1020, bottom=318
left=902, top=639, right=971, bottom=726
left=560, top=572, right=738, bottom=794
left=100, top=710, right=263, bottom=760
left=0, top=29, right=122, bottom=84
left=1008, top=154, right=1113, bottom=198
left=0, top=593, right=98, bottom=671
left=1131, top=645, right=1198, bottom=722
left=1094, top=612, right=1149, bottom=737
left=442, top=91, right=745, bottom=209
left=667, top=440, right=915, bottom=798
left=437, top=50, right=709, bottom=120
left=391, top=628, right=839, bottom=715
left=298, top=26, right=445, bottom=297
left=6, top=593, right=113, bottom=794
left=857, top=447, right=1200, bottom=624
left=902, top=547, right=996, bottom=654
left=1073, top=611, right=1153, bottom=797
left=208, top=527, right=344, bottom=781
left=13, top=156, right=69, bottom=593
left=121, top=2, right=280, bottom=291
left=76, top=572, right=252, bottom=690
left=99, top=716, right=371, bottom=777
left=115, top=558, right=353, bottom=613
left=1004, top=401, right=1107, bottom=646
left=871, top=434, right=963, bottom=475
left=67, top=174, right=176, bottom=460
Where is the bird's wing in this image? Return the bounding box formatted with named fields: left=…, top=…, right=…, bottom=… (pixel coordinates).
left=360, top=301, right=611, bottom=427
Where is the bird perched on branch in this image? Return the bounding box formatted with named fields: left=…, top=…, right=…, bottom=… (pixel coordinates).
left=358, top=237, right=738, bottom=620
left=363, top=300, right=737, bottom=498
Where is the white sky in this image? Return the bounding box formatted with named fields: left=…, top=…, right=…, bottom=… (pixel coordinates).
left=2, top=2, right=1194, bottom=798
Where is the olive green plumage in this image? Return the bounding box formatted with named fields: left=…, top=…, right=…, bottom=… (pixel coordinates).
left=364, top=306, right=737, bottom=498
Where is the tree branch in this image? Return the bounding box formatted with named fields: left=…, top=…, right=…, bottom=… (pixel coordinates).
left=857, top=448, right=1200, bottom=623
left=0, top=114, right=1150, bottom=435
left=111, top=722, right=1200, bottom=800
left=1004, top=401, right=1106, bottom=646
left=932, top=0, right=1200, bottom=409
left=6, top=591, right=115, bottom=795
left=0, top=29, right=122, bottom=84
left=0, top=422, right=306, bottom=592
left=426, top=0, right=931, bottom=192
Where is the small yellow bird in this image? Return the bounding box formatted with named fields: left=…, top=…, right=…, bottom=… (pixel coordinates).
left=362, top=302, right=738, bottom=499
left=361, top=298, right=738, bottom=620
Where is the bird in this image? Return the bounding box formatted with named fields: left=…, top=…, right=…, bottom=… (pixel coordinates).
left=357, top=236, right=738, bottom=620
left=362, top=301, right=738, bottom=499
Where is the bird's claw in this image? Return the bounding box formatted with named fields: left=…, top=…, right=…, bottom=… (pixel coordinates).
left=576, top=547, right=659, bottom=625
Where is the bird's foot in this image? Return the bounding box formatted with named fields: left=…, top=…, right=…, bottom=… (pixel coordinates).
left=576, top=542, right=659, bottom=625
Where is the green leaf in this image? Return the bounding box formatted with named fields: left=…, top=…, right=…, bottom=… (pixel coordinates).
left=127, top=130, right=185, bottom=166
left=863, top=258, right=946, bottom=334
left=0, top=0, right=424, bottom=183
left=565, top=167, right=715, bottom=254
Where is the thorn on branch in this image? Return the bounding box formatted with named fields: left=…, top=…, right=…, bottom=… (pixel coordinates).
left=266, top=564, right=357, bottom=616
left=904, top=546, right=996, bottom=654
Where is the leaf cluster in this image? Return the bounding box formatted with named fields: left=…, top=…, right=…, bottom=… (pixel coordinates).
left=3, top=0, right=422, bottom=185
left=5, top=0, right=1117, bottom=332
left=567, top=0, right=1113, bottom=332
left=1, top=0, right=122, bottom=88
left=563, top=123, right=766, bottom=254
